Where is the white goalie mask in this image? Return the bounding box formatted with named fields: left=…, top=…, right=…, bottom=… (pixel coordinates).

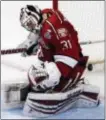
left=20, top=5, right=43, bottom=32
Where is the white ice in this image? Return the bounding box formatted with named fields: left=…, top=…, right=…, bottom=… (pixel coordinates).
left=1, top=1, right=104, bottom=119
left=1, top=54, right=105, bottom=119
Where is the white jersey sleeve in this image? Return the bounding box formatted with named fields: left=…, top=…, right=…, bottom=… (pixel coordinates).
left=17, top=32, right=41, bottom=57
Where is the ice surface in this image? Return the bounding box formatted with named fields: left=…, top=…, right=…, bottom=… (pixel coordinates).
left=1, top=102, right=104, bottom=119
left=1, top=57, right=104, bottom=119
left=1, top=1, right=104, bottom=119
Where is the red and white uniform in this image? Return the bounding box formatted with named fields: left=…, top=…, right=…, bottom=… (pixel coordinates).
left=24, top=9, right=99, bottom=117
left=38, top=9, right=88, bottom=92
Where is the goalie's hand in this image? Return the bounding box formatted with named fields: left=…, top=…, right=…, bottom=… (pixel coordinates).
left=17, top=32, right=40, bottom=57
left=18, top=39, right=39, bottom=57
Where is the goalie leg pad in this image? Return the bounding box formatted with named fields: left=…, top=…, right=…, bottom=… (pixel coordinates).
left=23, top=86, right=83, bottom=117
left=76, top=84, right=100, bottom=108
left=23, top=84, right=100, bottom=117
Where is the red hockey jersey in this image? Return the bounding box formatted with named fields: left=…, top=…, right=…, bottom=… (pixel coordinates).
left=38, top=9, right=84, bottom=89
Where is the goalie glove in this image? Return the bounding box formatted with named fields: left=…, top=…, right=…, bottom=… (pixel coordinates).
left=28, top=64, right=49, bottom=85
left=28, top=62, right=61, bottom=92
left=17, top=32, right=40, bottom=57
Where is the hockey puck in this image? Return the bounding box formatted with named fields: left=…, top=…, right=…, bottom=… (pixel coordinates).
left=88, top=64, right=93, bottom=71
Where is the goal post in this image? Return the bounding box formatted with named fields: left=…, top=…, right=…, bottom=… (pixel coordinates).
left=53, top=0, right=58, bottom=10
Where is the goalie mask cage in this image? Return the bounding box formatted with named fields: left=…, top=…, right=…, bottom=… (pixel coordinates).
left=53, top=0, right=104, bottom=71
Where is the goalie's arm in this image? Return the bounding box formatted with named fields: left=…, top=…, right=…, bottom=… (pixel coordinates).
left=17, top=32, right=41, bottom=57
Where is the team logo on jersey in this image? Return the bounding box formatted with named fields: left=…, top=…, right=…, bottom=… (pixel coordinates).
left=57, top=28, right=68, bottom=38
left=44, top=29, right=52, bottom=39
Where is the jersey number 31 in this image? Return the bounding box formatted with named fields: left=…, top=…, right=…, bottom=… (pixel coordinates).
left=61, top=40, right=72, bottom=50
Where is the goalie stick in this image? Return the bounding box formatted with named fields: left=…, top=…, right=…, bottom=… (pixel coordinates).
left=1, top=40, right=104, bottom=55
left=80, top=40, right=104, bottom=45
left=1, top=48, right=27, bottom=55
left=1, top=40, right=104, bottom=71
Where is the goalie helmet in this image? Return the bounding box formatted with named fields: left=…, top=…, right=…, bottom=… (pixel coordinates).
left=20, top=5, right=43, bottom=32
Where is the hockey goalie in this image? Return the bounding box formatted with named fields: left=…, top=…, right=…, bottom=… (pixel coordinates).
left=2, top=5, right=100, bottom=117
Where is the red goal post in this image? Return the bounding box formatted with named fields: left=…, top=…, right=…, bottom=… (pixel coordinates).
left=53, top=0, right=58, bottom=10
